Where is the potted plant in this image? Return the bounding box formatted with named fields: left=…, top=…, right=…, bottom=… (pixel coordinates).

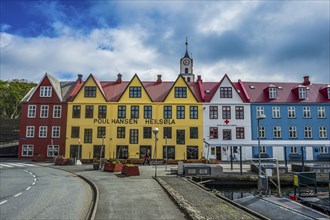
left=104, top=160, right=123, bottom=172
left=54, top=155, right=69, bottom=165
left=32, top=154, right=47, bottom=162
left=122, top=164, right=140, bottom=176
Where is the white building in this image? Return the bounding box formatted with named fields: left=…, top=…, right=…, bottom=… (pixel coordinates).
left=201, top=75, right=252, bottom=161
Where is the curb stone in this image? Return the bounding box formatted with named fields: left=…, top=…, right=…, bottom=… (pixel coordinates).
left=156, top=177, right=206, bottom=220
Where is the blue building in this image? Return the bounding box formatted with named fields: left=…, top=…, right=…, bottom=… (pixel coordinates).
left=241, top=76, right=330, bottom=161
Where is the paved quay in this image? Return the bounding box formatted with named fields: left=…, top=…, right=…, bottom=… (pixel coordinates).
left=50, top=163, right=264, bottom=220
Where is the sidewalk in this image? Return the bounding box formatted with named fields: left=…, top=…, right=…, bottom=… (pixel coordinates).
left=52, top=164, right=186, bottom=220
left=49, top=163, right=267, bottom=220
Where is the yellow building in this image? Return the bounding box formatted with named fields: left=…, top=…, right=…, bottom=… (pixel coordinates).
left=65, top=73, right=204, bottom=161
left=65, top=41, right=204, bottom=161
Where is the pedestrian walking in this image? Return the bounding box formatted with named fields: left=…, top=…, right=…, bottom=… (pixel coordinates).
left=144, top=150, right=151, bottom=165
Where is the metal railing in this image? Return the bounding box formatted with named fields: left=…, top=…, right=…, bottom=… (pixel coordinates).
left=248, top=158, right=282, bottom=197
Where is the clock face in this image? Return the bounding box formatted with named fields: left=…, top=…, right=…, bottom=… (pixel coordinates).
left=183, top=59, right=190, bottom=66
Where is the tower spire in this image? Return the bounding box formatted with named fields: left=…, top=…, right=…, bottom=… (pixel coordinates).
left=184, top=37, right=190, bottom=58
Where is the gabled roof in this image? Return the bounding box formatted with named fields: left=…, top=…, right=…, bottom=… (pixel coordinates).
left=162, top=74, right=199, bottom=102
left=21, top=87, right=37, bottom=102
left=240, top=81, right=330, bottom=103
left=116, top=74, right=153, bottom=102
left=202, top=74, right=246, bottom=103
left=71, top=74, right=107, bottom=102
left=24, top=73, right=63, bottom=102
left=47, top=73, right=63, bottom=101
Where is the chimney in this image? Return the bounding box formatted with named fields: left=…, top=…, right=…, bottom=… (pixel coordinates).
left=303, top=76, right=310, bottom=85
left=77, top=74, right=83, bottom=83
left=116, top=73, right=122, bottom=83
left=156, top=74, right=162, bottom=84
left=197, top=75, right=202, bottom=83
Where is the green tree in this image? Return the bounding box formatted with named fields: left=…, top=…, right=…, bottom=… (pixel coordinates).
left=0, top=79, right=37, bottom=119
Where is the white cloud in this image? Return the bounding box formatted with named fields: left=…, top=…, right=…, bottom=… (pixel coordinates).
left=0, top=26, right=164, bottom=82
left=1, top=1, right=329, bottom=83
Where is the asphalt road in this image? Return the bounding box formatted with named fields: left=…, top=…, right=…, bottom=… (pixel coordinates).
left=0, top=163, right=93, bottom=220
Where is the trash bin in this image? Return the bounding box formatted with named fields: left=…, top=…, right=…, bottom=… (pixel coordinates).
left=93, top=163, right=100, bottom=170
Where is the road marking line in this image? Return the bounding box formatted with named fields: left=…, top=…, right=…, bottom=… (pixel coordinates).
left=14, top=193, right=22, bottom=197
left=33, top=175, right=36, bottom=178
left=0, top=164, right=13, bottom=167
left=34, top=178, right=37, bottom=181
left=0, top=200, right=8, bottom=205
left=17, top=163, right=36, bottom=167
left=26, top=187, right=31, bottom=191
left=32, top=182, right=36, bottom=185
left=7, top=163, right=25, bottom=167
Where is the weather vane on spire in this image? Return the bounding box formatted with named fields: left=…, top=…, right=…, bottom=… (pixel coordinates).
left=185, top=37, right=188, bottom=51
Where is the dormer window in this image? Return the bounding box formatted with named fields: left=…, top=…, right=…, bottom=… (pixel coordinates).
left=40, top=86, right=52, bottom=97
left=298, top=87, right=307, bottom=99
left=269, top=87, right=277, bottom=99
left=328, top=88, right=330, bottom=99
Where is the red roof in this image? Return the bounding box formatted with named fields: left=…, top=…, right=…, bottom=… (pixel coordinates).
left=102, top=81, right=130, bottom=102
left=240, top=81, right=330, bottom=103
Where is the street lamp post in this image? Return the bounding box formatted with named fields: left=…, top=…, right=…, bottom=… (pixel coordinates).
left=100, top=136, right=104, bottom=170
left=165, top=136, right=168, bottom=171
left=257, top=114, right=266, bottom=190
left=153, top=128, right=159, bottom=178
left=77, top=138, right=81, bottom=165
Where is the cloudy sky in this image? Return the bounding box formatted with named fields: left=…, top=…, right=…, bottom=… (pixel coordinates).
left=1, top=1, right=329, bottom=83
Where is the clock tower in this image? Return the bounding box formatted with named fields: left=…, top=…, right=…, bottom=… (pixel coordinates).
left=180, top=38, right=194, bottom=82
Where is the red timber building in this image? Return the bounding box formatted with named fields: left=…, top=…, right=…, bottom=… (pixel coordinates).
left=18, top=73, right=83, bottom=159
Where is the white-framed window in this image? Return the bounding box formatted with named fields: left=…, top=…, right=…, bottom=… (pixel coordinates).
left=318, top=106, right=326, bottom=118
left=304, top=126, right=312, bottom=138
left=272, top=106, right=280, bottom=118
left=258, top=126, right=265, bottom=138
left=319, top=127, right=327, bottom=138
left=260, top=146, right=266, bottom=154
left=40, top=105, right=49, bottom=118
left=290, top=146, right=298, bottom=154
left=22, top=145, right=34, bottom=156
left=40, top=86, right=52, bottom=97
left=53, top=105, right=62, bottom=118
left=269, top=87, right=277, bottom=99
left=273, top=126, right=281, bottom=138
left=289, top=126, right=297, bottom=138
left=39, top=126, right=47, bottom=138
left=256, top=106, right=264, bottom=117
left=47, top=145, right=59, bottom=157
left=320, top=146, right=328, bottom=154
left=298, top=87, right=306, bottom=99
left=28, top=105, right=36, bottom=118
left=303, top=106, right=311, bottom=118
left=52, top=126, right=60, bottom=138
left=288, top=106, right=296, bottom=118
left=26, top=126, right=35, bottom=138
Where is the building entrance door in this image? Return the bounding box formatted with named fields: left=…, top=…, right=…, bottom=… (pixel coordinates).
left=93, top=145, right=105, bottom=159
left=140, top=146, right=151, bottom=159
left=216, top=146, right=222, bottom=160
left=70, top=145, right=81, bottom=159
